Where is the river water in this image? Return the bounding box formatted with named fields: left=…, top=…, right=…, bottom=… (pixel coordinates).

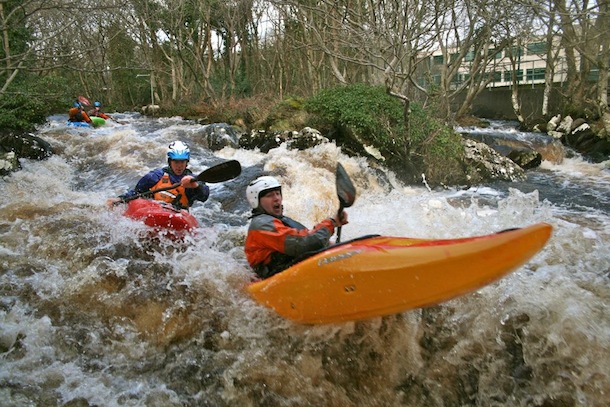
left=1, top=115, right=608, bottom=406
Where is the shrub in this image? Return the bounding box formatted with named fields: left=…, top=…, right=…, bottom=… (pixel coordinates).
left=0, top=75, right=69, bottom=132
left=304, top=83, right=465, bottom=185
left=305, top=84, right=404, bottom=148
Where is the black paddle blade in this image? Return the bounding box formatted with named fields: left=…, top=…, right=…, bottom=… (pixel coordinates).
left=197, top=160, right=241, bottom=183
left=336, top=163, right=356, bottom=208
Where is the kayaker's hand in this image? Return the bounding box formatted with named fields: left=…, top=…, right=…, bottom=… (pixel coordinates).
left=181, top=175, right=199, bottom=189
left=106, top=198, right=122, bottom=208
left=331, top=211, right=349, bottom=227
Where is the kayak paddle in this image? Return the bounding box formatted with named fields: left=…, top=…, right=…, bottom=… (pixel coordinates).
left=117, top=159, right=242, bottom=204
left=335, top=162, right=356, bottom=243
left=77, top=95, right=91, bottom=106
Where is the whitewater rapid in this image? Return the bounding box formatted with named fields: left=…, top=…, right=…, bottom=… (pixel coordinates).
left=0, top=114, right=608, bottom=406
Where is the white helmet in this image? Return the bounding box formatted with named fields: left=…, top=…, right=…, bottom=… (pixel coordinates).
left=246, top=176, right=281, bottom=209
left=167, top=140, right=190, bottom=161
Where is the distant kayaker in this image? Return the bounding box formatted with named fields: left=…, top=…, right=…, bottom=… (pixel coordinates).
left=68, top=101, right=93, bottom=124
left=88, top=101, right=112, bottom=120
left=110, top=141, right=210, bottom=209
left=244, top=176, right=348, bottom=279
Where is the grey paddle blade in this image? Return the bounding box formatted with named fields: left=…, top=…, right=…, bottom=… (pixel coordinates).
left=336, top=162, right=356, bottom=208
left=197, top=160, right=241, bottom=183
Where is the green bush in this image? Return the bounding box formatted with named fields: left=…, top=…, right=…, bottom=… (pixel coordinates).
left=0, top=93, right=47, bottom=131
left=304, top=84, right=404, bottom=148
left=304, top=83, right=465, bottom=185
left=0, top=75, right=69, bottom=132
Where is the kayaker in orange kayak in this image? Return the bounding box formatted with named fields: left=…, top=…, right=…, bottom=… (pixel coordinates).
left=110, top=141, right=209, bottom=209
left=244, top=176, right=348, bottom=279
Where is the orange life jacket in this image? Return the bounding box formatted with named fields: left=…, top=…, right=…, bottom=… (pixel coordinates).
left=152, top=173, right=189, bottom=208
left=68, top=108, right=91, bottom=123
left=245, top=214, right=335, bottom=278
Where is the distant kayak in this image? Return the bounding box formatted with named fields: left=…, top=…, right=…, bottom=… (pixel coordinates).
left=66, top=121, right=91, bottom=128
left=66, top=117, right=106, bottom=128
left=247, top=223, right=553, bottom=324
left=90, top=117, right=106, bottom=127
left=124, top=198, right=199, bottom=238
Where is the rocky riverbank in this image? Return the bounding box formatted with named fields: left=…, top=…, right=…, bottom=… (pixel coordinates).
left=535, top=114, right=610, bottom=163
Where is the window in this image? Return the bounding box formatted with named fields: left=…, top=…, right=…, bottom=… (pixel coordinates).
left=527, top=42, right=547, bottom=55
left=488, top=49, right=502, bottom=60
left=464, top=51, right=475, bottom=62
left=433, top=55, right=444, bottom=65
left=505, top=46, right=524, bottom=58
left=526, top=68, right=545, bottom=81
left=504, top=69, right=523, bottom=82
left=588, top=69, right=599, bottom=81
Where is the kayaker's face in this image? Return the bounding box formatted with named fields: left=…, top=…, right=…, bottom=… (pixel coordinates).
left=259, top=189, right=282, bottom=216
left=170, top=159, right=188, bottom=176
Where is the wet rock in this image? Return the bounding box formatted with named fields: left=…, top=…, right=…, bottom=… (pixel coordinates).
left=239, top=127, right=329, bottom=152
left=198, top=123, right=240, bottom=150
left=547, top=114, right=561, bottom=132
left=557, top=116, right=573, bottom=134
left=508, top=148, right=542, bottom=169
left=0, top=151, right=19, bottom=175
left=141, top=104, right=160, bottom=115
left=286, top=127, right=329, bottom=150
left=0, top=132, right=53, bottom=160
left=0, top=132, right=54, bottom=175
left=463, top=130, right=560, bottom=166
left=462, top=139, right=526, bottom=182
left=543, top=114, right=610, bottom=162
left=239, top=129, right=282, bottom=152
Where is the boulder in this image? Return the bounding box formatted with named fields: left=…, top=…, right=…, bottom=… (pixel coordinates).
left=461, top=139, right=526, bottom=183
left=0, top=151, right=19, bottom=175
left=0, top=132, right=54, bottom=175
left=285, top=127, right=329, bottom=150
left=239, top=127, right=329, bottom=152
left=0, top=132, right=54, bottom=160
left=547, top=114, right=561, bottom=132
left=562, top=122, right=610, bottom=162
left=239, top=129, right=283, bottom=153
left=463, top=131, right=560, bottom=166
left=198, top=123, right=240, bottom=150
left=508, top=149, right=542, bottom=170
left=557, top=115, right=573, bottom=134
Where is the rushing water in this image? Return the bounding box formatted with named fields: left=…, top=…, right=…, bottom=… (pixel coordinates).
left=1, top=115, right=608, bottom=406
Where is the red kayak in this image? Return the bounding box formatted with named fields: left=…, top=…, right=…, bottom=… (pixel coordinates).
left=124, top=198, right=199, bottom=236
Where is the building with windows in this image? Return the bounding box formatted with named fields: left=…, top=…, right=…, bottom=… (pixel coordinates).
left=418, top=40, right=581, bottom=90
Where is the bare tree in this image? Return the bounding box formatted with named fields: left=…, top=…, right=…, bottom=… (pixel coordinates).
left=549, top=0, right=610, bottom=119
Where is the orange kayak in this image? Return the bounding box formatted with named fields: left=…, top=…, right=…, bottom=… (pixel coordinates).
left=247, top=223, right=552, bottom=324
left=124, top=198, right=199, bottom=235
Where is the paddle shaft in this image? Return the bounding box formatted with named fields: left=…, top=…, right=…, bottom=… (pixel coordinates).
left=116, top=159, right=241, bottom=205
left=334, top=163, right=356, bottom=244
left=115, top=182, right=182, bottom=205
left=336, top=204, right=345, bottom=243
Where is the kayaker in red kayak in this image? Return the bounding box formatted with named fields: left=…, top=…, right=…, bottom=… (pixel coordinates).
left=244, top=176, right=348, bottom=279
left=110, top=141, right=210, bottom=209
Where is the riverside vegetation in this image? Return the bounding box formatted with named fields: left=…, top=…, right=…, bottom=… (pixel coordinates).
left=1, top=82, right=606, bottom=186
